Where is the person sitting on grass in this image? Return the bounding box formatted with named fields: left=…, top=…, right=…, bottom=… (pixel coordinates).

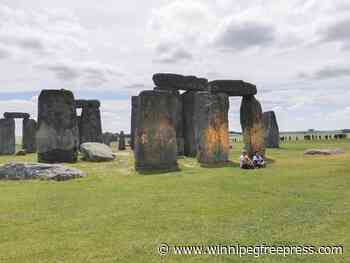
left=253, top=152, right=266, bottom=168
left=240, top=149, right=254, bottom=169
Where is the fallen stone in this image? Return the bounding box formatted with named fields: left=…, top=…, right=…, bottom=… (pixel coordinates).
left=152, top=73, right=208, bottom=91
left=80, top=142, right=115, bottom=161
left=0, top=162, right=86, bottom=181
left=208, top=80, right=257, bottom=96
left=4, top=112, right=30, bottom=119
left=263, top=111, right=279, bottom=148
left=240, top=95, right=265, bottom=157
left=304, top=149, right=345, bottom=155
left=36, top=89, right=79, bottom=163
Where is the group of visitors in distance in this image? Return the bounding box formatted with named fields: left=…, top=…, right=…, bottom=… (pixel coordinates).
left=240, top=150, right=266, bottom=169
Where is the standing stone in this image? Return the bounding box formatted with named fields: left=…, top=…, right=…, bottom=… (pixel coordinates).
left=79, top=100, right=103, bottom=144
left=175, top=92, right=184, bottom=155
left=263, top=111, right=279, bottom=148
left=0, top=118, right=15, bottom=155
left=240, top=95, right=265, bottom=157
left=154, top=89, right=184, bottom=156
left=196, top=92, right=230, bottom=164
left=118, top=131, right=126, bottom=150
left=102, top=132, right=118, bottom=146
left=77, top=115, right=82, bottom=133
left=182, top=91, right=200, bottom=157
left=22, top=119, right=37, bottom=153
left=37, top=89, right=79, bottom=163
left=134, top=90, right=178, bottom=172
left=130, top=96, right=138, bottom=150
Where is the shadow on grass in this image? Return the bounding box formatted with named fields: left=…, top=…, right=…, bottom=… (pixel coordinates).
left=199, top=160, right=240, bottom=169
left=269, top=146, right=291, bottom=151
left=265, top=157, right=276, bottom=164
left=136, top=167, right=181, bottom=175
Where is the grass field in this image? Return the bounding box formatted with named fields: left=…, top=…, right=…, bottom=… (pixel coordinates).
left=0, top=140, right=349, bottom=262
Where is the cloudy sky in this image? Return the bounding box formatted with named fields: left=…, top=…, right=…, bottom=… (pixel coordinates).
left=0, top=0, right=349, bottom=134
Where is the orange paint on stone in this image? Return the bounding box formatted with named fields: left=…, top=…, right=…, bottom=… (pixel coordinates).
left=155, top=115, right=177, bottom=145
left=202, top=114, right=229, bottom=162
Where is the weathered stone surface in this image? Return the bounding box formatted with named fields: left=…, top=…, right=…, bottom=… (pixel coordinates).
left=0, top=162, right=86, bottom=181
left=134, top=90, right=178, bottom=172
left=79, top=101, right=103, bottom=144
left=182, top=91, right=200, bottom=157
left=175, top=92, right=184, bottom=156
left=36, top=89, right=79, bottom=163
left=304, top=148, right=345, bottom=155
left=240, top=95, right=265, bottom=157
left=155, top=89, right=184, bottom=155
left=118, top=131, right=126, bottom=150
left=102, top=132, right=118, bottom=146
left=80, top=142, right=115, bottom=161
left=77, top=115, right=81, bottom=131
left=0, top=118, right=15, bottom=155
left=263, top=111, right=279, bottom=148
left=177, top=138, right=185, bottom=156
left=75, top=99, right=100, bottom=108
left=152, top=73, right=208, bottom=91
left=208, top=80, right=257, bottom=96
left=196, top=92, right=230, bottom=164
left=22, top=119, right=37, bottom=153
left=130, top=96, right=138, bottom=150
left=4, top=112, right=30, bottom=119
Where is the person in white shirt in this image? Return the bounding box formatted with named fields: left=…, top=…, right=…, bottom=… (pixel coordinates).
left=240, top=149, right=254, bottom=169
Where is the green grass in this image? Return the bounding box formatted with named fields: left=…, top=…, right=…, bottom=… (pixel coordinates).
left=0, top=140, right=350, bottom=262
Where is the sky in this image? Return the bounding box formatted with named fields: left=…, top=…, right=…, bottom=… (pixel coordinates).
left=0, top=0, right=349, bottom=134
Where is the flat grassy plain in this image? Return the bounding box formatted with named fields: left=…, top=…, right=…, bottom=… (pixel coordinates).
left=0, top=140, right=349, bottom=262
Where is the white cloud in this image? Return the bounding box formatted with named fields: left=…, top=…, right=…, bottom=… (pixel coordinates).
left=1, top=0, right=350, bottom=133
left=0, top=4, right=90, bottom=59
left=35, top=60, right=124, bottom=88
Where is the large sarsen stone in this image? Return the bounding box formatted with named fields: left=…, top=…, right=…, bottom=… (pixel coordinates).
left=37, top=89, right=79, bottom=163
left=118, top=131, right=126, bottom=150
left=130, top=96, right=138, bottom=150
left=22, top=119, right=37, bottom=153
left=182, top=91, right=200, bottom=157
left=0, top=118, right=15, bottom=155
left=240, top=95, right=265, bottom=157
left=263, top=111, right=279, bottom=148
left=196, top=92, right=230, bottom=164
left=79, top=100, right=103, bottom=144
left=134, top=90, right=178, bottom=172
